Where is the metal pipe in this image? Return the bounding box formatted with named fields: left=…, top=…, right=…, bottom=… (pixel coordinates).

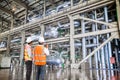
left=104, top=6, right=114, bottom=76
left=88, top=48, right=93, bottom=80
left=76, top=33, right=117, bottom=68
left=92, top=11, right=99, bottom=80
left=101, top=46, right=107, bottom=80
left=43, top=0, right=46, bottom=17
left=0, top=0, right=114, bottom=38
left=81, top=15, right=86, bottom=59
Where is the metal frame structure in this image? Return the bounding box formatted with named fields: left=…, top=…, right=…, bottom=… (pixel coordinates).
left=0, top=0, right=120, bottom=80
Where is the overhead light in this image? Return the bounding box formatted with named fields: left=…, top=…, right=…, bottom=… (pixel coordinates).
left=12, top=4, right=16, bottom=12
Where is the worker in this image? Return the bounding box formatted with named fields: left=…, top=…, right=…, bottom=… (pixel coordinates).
left=33, top=37, right=49, bottom=80
left=24, top=37, right=33, bottom=80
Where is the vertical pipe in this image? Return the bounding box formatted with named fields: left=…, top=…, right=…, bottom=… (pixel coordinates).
left=104, top=45, right=111, bottom=80
left=92, top=12, right=99, bottom=80
left=43, top=0, right=46, bottom=17
left=101, top=47, right=107, bottom=80
left=71, top=0, right=73, bottom=7
left=69, top=15, right=75, bottom=66
left=81, top=15, right=86, bottom=60
left=88, top=48, right=93, bottom=80
left=116, top=0, right=120, bottom=37
left=95, top=10, right=102, bottom=80
left=104, top=6, right=114, bottom=77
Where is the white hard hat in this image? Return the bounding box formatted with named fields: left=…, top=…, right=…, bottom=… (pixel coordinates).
left=26, top=37, right=32, bottom=43
left=39, top=37, right=45, bottom=43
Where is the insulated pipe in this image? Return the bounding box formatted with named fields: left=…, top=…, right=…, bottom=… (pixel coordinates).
left=0, top=0, right=115, bottom=38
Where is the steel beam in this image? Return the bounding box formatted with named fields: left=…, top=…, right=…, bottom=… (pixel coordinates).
left=12, top=0, right=27, bottom=8
left=74, top=15, right=117, bottom=28
left=0, top=16, right=11, bottom=23
left=74, top=28, right=117, bottom=39
left=0, top=5, right=13, bottom=15
left=0, top=0, right=115, bottom=38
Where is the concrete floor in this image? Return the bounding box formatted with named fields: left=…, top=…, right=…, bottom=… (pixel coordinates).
left=0, top=66, right=120, bottom=80
left=0, top=66, right=91, bottom=80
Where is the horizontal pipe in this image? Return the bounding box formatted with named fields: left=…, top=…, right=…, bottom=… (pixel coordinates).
left=0, top=0, right=114, bottom=38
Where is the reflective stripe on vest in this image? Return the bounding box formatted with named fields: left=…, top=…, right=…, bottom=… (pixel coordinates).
left=33, top=45, right=46, bottom=66
left=24, top=44, right=32, bottom=61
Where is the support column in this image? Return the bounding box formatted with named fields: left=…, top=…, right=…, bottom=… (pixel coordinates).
left=20, top=31, right=25, bottom=66
left=0, top=17, right=3, bottom=33
left=6, top=35, right=11, bottom=55
left=71, top=0, right=73, bottom=7
left=40, top=24, right=44, bottom=37
left=25, top=9, right=28, bottom=24
left=6, top=15, right=14, bottom=55
left=68, top=15, right=75, bottom=68
left=43, top=0, right=46, bottom=17
left=116, top=0, right=120, bottom=38
left=10, top=15, right=14, bottom=29
left=0, top=16, right=2, bottom=33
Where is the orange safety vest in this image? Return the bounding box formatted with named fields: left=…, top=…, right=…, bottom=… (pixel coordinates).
left=33, top=45, right=46, bottom=66
left=24, top=44, right=32, bottom=61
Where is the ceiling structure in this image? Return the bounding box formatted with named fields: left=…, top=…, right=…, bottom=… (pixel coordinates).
left=0, top=0, right=69, bottom=33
